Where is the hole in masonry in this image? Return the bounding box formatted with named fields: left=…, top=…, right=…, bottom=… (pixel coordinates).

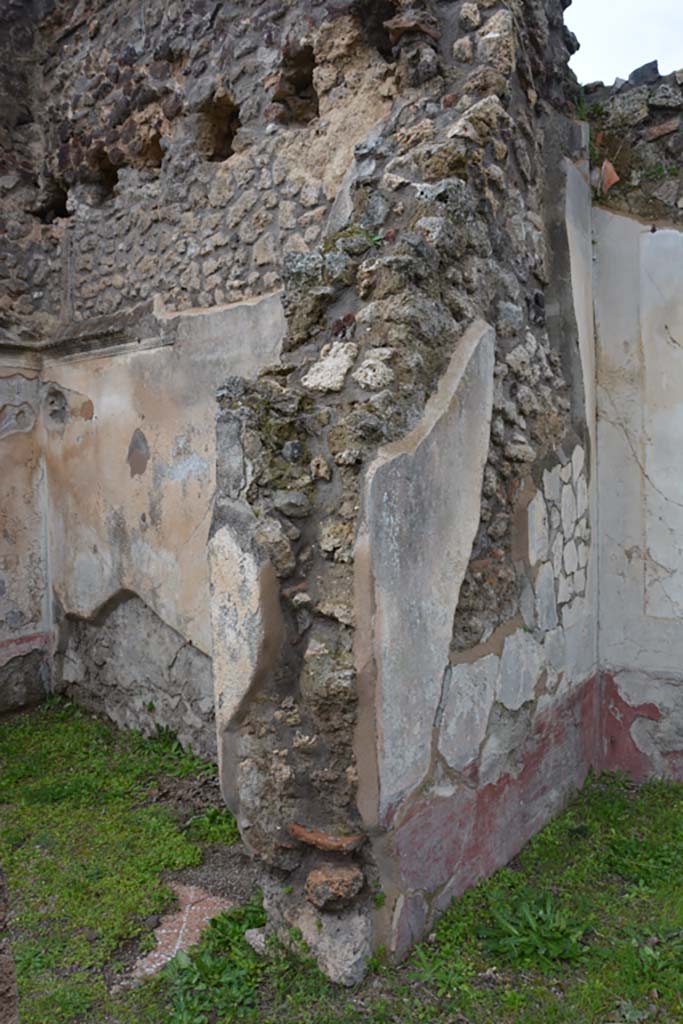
left=271, top=42, right=319, bottom=124
left=33, top=178, right=71, bottom=222
left=353, top=0, right=398, bottom=62
left=89, top=148, right=120, bottom=199
left=138, top=130, right=164, bottom=168
left=196, top=93, right=241, bottom=162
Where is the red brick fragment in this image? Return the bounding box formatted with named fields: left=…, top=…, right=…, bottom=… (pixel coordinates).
left=287, top=822, right=365, bottom=853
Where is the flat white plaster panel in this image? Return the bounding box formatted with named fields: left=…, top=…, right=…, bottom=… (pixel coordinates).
left=209, top=517, right=284, bottom=736
left=640, top=230, right=683, bottom=619
left=595, top=208, right=683, bottom=677
left=358, top=321, right=495, bottom=822
left=438, top=655, right=498, bottom=772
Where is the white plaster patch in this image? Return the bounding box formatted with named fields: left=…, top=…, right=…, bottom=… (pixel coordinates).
left=561, top=483, right=577, bottom=537
left=575, top=474, right=588, bottom=520
left=612, top=672, right=683, bottom=762
left=162, top=451, right=211, bottom=483
left=209, top=516, right=284, bottom=735
left=535, top=561, right=558, bottom=632
left=562, top=596, right=585, bottom=630
left=543, top=626, right=566, bottom=673
left=641, top=229, right=683, bottom=619
left=438, top=655, right=499, bottom=772
left=572, top=445, right=585, bottom=483
left=563, top=539, right=578, bottom=575
left=543, top=464, right=561, bottom=503
left=496, top=628, right=543, bottom=711
left=478, top=702, right=531, bottom=786
left=519, top=574, right=536, bottom=630
left=42, top=293, right=287, bottom=655
left=551, top=533, right=564, bottom=576
left=527, top=491, right=549, bottom=566
left=595, top=210, right=683, bottom=684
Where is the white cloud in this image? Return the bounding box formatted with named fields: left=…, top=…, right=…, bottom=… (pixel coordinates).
left=565, top=0, right=683, bottom=85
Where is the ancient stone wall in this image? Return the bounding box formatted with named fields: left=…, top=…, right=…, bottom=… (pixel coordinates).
left=0, top=0, right=449, bottom=746
left=2, top=0, right=683, bottom=988
left=206, top=9, right=683, bottom=984
left=1, top=0, right=401, bottom=338
left=206, top=0, right=600, bottom=982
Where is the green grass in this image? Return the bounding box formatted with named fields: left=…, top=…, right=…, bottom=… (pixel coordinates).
left=0, top=700, right=234, bottom=1023
left=2, top=705, right=683, bottom=1024
left=184, top=805, right=241, bottom=846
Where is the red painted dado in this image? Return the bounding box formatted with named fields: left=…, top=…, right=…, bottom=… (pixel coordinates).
left=392, top=672, right=683, bottom=907
left=600, top=671, right=661, bottom=780
left=394, top=676, right=602, bottom=898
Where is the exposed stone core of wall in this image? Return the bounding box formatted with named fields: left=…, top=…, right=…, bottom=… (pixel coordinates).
left=60, top=592, right=215, bottom=758
left=3, top=0, right=683, bottom=989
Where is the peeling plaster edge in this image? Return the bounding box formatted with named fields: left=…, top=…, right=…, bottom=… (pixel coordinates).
left=152, top=288, right=284, bottom=321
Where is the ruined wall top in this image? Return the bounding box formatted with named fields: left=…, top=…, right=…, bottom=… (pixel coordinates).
left=1, top=0, right=579, bottom=344
left=584, top=61, right=683, bottom=223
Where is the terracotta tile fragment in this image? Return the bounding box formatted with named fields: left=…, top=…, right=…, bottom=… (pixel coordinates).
left=287, top=822, right=365, bottom=853
left=600, top=159, right=620, bottom=194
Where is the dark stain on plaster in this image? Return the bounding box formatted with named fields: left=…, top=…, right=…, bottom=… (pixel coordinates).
left=41, top=383, right=95, bottom=431
left=127, top=427, right=150, bottom=477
